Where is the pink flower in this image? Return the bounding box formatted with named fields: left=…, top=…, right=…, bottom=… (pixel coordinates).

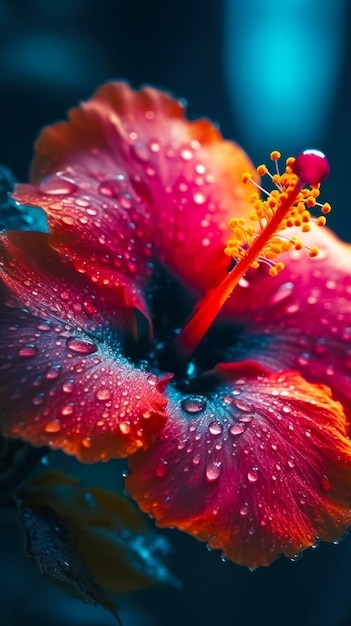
left=2, top=82, right=351, bottom=568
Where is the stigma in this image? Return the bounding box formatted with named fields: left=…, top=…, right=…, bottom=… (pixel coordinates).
left=176, top=149, right=330, bottom=358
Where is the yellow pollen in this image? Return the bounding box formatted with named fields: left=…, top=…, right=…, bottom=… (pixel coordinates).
left=226, top=151, right=331, bottom=277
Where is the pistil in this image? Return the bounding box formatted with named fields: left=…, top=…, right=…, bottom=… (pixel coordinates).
left=175, top=149, right=330, bottom=359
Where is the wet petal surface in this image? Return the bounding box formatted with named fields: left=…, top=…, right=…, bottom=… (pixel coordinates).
left=222, top=226, right=351, bottom=424
left=0, top=232, right=167, bottom=462
left=127, top=370, right=351, bottom=567
left=13, top=82, right=255, bottom=306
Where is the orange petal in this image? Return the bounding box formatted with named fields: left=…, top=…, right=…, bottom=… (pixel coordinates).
left=127, top=370, right=351, bottom=567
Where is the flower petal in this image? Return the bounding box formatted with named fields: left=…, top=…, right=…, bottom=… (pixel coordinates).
left=13, top=82, right=255, bottom=304
left=127, top=370, right=351, bottom=568
left=222, top=225, right=351, bottom=423
left=0, top=231, right=167, bottom=462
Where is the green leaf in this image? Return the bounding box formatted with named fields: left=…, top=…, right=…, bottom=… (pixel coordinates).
left=18, top=498, right=122, bottom=624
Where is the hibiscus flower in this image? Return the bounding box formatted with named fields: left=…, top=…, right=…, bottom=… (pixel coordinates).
left=2, top=82, right=351, bottom=569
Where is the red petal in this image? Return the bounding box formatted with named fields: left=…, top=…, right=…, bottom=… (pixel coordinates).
left=127, top=370, right=351, bottom=568
left=0, top=232, right=167, bottom=462
left=13, top=82, right=255, bottom=305
left=223, top=226, right=351, bottom=424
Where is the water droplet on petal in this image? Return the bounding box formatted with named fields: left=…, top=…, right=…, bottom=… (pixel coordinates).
left=119, top=421, right=131, bottom=435
left=233, top=398, right=254, bottom=413
left=83, top=295, right=97, bottom=315
left=39, top=176, right=77, bottom=195
left=147, top=374, right=158, bottom=386
left=240, top=503, right=249, bottom=516
left=290, top=552, right=303, bottom=563
left=45, top=419, right=62, bottom=433
left=181, top=396, right=207, bottom=414
left=287, top=456, right=296, bottom=469
left=66, top=338, right=98, bottom=354
left=205, top=461, right=222, bottom=482
left=180, top=148, right=192, bottom=161
left=268, top=282, right=294, bottom=305
left=19, top=344, right=38, bottom=357
left=229, top=424, right=245, bottom=436
left=61, top=403, right=75, bottom=416
left=247, top=468, right=259, bottom=483
left=98, top=181, right=117, bottom=197
left=208, top=421, right=222, bottom=435
left=45, top=365, right=62, bottom=380
left=33, top=393, right=45, bottom=406
left=193, top=192, right=206, bottom=205
left=96, top=388, right=112, bottom=401
left=62, top=380, right=75, bottom=394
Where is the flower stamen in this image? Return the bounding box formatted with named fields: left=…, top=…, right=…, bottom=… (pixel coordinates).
left=176, top=149, right=330, bottom=358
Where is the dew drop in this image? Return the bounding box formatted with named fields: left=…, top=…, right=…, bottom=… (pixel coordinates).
left=119, top=421, right=131, bottom=435
left=45, top=365, right=62, bottom=380
left=195, top=164, right=206, bottom=174
left=19, top=344, right=38, bottom=357
left=181, top=148, right=192, bottom=161
left=296, top=353, right=310, bottom=367
left=268, top=282, right=294, bottom=305
left=33, top=393, right=45, bottom=406
left=208, top=421, right=222, bottom=436
left=233, top=398, right=254, bottom=413
left=147, top=374, right=158, bottom=386
left=39, top=176, right=77, bottom=195
left=61, top=403, right=75, bottom=416
left=45, top=419, right=62, bottom=433
left=290, top=552, right=303, bottom=563
left=240, top=503, right=249, bottom=516
left=96, top=388, right=112, bottom=401
left=98, top=181, right=117, bottom=197
left=119, top=194, right=132, bottom=209
left=247, top=468, right=259, bottom=483
left=150, top=141, right=160, bottom=152
left=181, top=396, right=207, bottom=414
left=193, top=192, right=206, bottom=205
left=229, top=424, right=245, bottom=436
left=66, top=337, right=98, bottom=354
left=205, top=461, right=222, bottom=482
left=37, top=323, right=51, bottom=332
left=82, top=295, right=97, bottom=316
left=62, top=380, right=75, bottom=394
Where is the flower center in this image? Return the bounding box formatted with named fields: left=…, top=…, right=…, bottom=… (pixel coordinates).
left=175, top=149, right=330, bottom=359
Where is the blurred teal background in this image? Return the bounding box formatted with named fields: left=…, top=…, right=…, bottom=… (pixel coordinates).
left=1, top=1, right=351, bottom=625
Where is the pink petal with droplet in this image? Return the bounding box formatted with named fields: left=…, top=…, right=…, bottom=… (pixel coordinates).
left=0, top=232, right=167, bottom=461
left=223, top=225, right=351, bottom=427
left=13, top=82, right=255, bottom=308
